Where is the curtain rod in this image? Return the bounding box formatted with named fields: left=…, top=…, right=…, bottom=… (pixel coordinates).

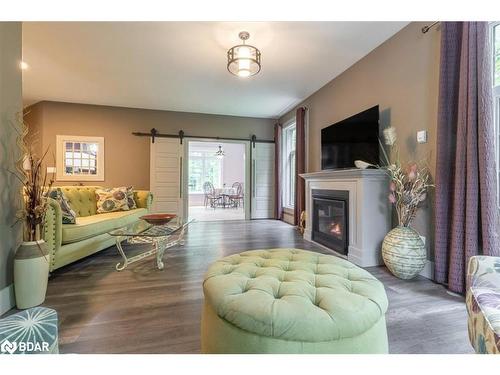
left=422, top=22, right=439, bottom=34
left=132, top=128, right=275, bottom=146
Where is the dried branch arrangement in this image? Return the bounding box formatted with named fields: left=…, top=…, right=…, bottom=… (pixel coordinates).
left=379, top=127, right=433, bottom=228
left=11, top=114, right=54, bottom=241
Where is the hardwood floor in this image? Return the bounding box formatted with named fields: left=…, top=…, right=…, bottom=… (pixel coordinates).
left=40, top=220, right=472, bottom=354
left=189, top=205, right=245, bottom=221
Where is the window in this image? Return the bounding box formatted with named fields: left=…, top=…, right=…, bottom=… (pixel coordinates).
left=188, top=150, right=223, bottom=193
left=282, top=122, right=296, bottom=209
left=56, top=135, right=104, bottom=181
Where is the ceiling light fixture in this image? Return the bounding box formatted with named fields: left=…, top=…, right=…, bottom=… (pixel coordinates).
left=227, top=31, right=261, bottom=78
left=20, top=61, right=29, bottom=70
left=215, top=145, right=225, bottom=159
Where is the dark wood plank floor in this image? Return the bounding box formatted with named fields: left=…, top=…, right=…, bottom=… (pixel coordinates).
left=40, top=220, right=472, bottom=354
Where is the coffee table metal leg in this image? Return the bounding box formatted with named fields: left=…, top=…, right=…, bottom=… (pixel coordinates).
left=156, top=240, right=165, bottom=270
left=116, top=237, right=129, bottom=271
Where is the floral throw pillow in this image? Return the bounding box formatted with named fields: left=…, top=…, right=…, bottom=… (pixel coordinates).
left=95, top=187, right=130, bottom=213
left=47, top=188, right=77, bottom=224
left=126, top=186, right=137, bottom=209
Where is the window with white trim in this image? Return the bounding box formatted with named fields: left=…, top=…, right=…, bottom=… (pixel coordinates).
left=188, top=150, right=223, bottom=193
left=282, top=122, right=296, bottom=209
left=56, top=135, right=104, bottom=181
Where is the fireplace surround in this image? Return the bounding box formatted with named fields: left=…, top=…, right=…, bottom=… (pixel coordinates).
left=300, top=169, right=391, bottom=267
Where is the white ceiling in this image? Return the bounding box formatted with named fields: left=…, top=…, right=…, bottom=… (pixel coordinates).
left=22, top=22, right=408, bottom=118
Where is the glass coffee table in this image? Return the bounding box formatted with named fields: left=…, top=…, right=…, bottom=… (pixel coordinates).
left=108, top=219, right=192, bottom=271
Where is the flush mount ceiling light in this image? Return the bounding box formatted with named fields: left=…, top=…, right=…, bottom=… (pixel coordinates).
left=227, top=31, right=261, bottom=78
left=215, top=145, right=225, bottom=159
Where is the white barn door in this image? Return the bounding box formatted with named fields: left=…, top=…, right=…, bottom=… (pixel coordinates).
left=150, top=138, right=184, bottom=220
left=251, top=143, right=275, bottom=219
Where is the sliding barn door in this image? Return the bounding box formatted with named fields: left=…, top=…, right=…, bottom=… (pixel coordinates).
left=150, top=138, right=184, bottom=220
left=251, top=143, right=275, bottom=219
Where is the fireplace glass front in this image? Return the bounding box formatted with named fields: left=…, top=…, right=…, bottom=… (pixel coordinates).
left=312, top=189, right=349, bottom=255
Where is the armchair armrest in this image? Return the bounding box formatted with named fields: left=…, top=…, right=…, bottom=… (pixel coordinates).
left=467, top=256, right=500, bottom=291
left=134, top=190, right=153, bottom=211
left=44, top=197, right=63, bottom=272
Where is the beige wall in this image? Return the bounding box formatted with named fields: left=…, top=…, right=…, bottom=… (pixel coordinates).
left=0, top=22, right=23, bottom=296
left=279, top=22, right=441, bottom=259
left=25, top=101, right=275, bottom=190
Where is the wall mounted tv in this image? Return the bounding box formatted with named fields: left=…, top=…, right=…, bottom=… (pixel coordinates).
left=321, top=105, right=380, bottom=170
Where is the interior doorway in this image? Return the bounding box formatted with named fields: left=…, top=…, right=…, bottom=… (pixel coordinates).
left=185, top=140, right=249, bottom=222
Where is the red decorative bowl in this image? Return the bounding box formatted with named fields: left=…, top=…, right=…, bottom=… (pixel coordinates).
left=140, top=213, right=177, bottom=226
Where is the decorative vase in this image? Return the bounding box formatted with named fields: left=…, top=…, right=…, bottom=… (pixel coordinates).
left=382, top=226, right=426, bottom=280
left=14, top=240, right=50, bottom=309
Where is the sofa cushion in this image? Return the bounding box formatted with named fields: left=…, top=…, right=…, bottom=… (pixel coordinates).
left=47, top=188, right=77, bottom=224
left=61, top=208, right=148, bottom=244
left=59, top=186, right=99, bottom=217
left=126, top=186, right=137, bottom=209
left=95, top=187, right=130, bottom=213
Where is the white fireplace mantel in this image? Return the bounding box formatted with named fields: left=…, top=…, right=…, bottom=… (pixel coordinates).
left=300, top=169, right=391, bottom=267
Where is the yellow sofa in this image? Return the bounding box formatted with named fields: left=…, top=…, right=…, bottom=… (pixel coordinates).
left=44, top=186, right=153, bottom=271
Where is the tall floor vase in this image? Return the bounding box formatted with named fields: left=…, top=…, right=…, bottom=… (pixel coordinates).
left=382, top=226, right=426, bottom=280
left=14, top=240, right=49, bottom=309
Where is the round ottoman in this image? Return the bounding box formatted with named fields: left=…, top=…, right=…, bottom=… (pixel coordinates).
left=201, top=248, right=389, bottom=353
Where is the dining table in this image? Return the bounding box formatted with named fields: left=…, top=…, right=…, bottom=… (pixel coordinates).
left=214, top=187, right=237, bottom=208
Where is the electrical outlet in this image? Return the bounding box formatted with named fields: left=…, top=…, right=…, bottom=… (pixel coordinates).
left=417, top=130, right=427, bottom=144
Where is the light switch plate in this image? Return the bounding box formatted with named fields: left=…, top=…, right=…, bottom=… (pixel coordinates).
left=417, top=130, right=427, bottom=144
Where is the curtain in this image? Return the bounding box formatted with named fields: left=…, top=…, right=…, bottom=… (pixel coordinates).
left=294, top=107, right=306, bottom=226
left=434, top=22, right=499, bottom=294
left=274, top=122, right=283, bottom=220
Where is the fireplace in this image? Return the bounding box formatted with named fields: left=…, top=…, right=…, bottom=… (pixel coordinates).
left=312, top=189, right=349, bottom=255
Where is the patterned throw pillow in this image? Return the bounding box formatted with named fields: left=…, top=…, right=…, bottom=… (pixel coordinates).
left=47, top=188, right=77, bottom=224
left=95, top=187, right=130, bottom=213
left=126, top=186, right=137, bottom=209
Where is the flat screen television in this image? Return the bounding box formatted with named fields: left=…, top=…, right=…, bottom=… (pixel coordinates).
left=321, top=105, right=379, bottom=170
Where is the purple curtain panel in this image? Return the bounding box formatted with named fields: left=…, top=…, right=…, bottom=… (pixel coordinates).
left=434, top=22, right=499, bottom=294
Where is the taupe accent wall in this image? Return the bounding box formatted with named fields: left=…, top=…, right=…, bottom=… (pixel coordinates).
left=279, top=22, right=441, bottom=259
left=0, top=22, right=23, bottom=292
left=25, top=101, right=275, bottom=189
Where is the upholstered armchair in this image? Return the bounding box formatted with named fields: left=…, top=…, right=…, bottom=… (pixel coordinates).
left=466, top=256, right=500, bottom=354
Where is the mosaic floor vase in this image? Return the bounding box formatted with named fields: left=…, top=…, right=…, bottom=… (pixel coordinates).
left=382, top=226, right=426, bottom=280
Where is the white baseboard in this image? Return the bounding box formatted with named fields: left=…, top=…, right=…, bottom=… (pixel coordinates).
left=419, top=260, right=435, bottom=280
left=0, top=284, right=15, bottom=315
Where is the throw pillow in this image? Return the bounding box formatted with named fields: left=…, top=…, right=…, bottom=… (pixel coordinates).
left=95, top=187, right=130, bottom=213
left=47, top=188, right=77, bottom=224
left=126, top=186, right=137, bottom=210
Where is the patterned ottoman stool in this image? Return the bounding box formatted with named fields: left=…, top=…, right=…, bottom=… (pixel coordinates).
left=0, top=307, right=58, bottom=354
left=201, top=248, right=389, bottom=353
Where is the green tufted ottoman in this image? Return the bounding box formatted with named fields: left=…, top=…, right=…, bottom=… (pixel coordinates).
left=201, top=248, right=389, bottom=354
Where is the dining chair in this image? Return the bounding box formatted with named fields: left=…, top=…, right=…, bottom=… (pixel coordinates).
left=203, top=182, right=221, bottom=208
left=229, top=182, right=244, bottom=208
